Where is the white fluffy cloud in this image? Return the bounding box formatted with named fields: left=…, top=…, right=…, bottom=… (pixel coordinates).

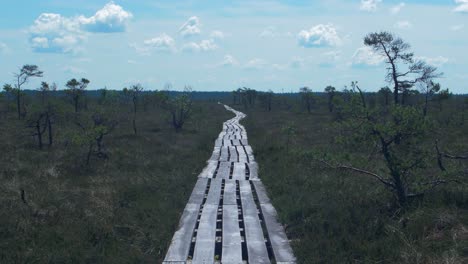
left=390, top=3, right=406, bottom=14
left=360, top=0, right=382, bottom=12
left=454, top=0, right=468, bottom=12
left=394, top=21, right=412, bottom=29
left=298, top=24, right=341, bottom=47
left=142, top=33, right=176, bottom=52
left=352, top=46, right=385, bottom=66
left=417, top=56, right=449, bottom=66
left=179, top=16, right=201, bottom=37
left=28, top=2, right=132, bottom=53
left=29, top=13, right=84, bottom=53
left=78, top=1, right=133, bottom=33
left=182, top=39, right=217, bottom=52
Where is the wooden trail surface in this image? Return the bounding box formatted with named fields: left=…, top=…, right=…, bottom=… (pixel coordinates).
left=163, top=105, right=296, bottom=264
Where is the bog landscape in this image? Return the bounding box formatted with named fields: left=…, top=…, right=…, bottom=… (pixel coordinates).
left=1, top=1, right=467, bottom=264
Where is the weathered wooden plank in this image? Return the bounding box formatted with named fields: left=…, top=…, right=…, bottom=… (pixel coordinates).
left=251, top=181, right=270, bottom=204
left=249, top=162, right=259, bottom=180
left=230, top=139, right=240, bottom=146
left=216, top=162, right=231, bottom=179
left=188, top=178, right=209, bottom=204
left=239, top=181, right=270, bottom=264
left=163, top=203, right=200, bottom=263
left=206, top=178, right=222, bottom=205
left=237, top=150, right=248, bottom=163
left=261, top=203, right=296, bottom=263
left=232, top=163, right=246, bottom=180
left=220, top=146, right=229, bottom=161
left=192, top=204, right=218, bottom=264
left=244, top=145, right=255, bottom=161
left=199, top=161, right=218, bottom=178
left=209, top=147, right=221, bottom=161
left=229, top=146, right=238, bottom=162
left=223, top=180, right=237, bottom=205
left=222, top=205, right=243, bottom=264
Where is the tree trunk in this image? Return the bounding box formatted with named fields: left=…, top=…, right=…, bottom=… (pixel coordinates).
left=36, top=120, right=43, bottom=149
left=133, top=97, right=137, bottom=135
left=96, top=135, right=103, bottom=154
left=86, top=143, right=93, bottom=165
left=17, top=89, right=21, bottom=119
left=393, top=172, right=407, bottom=206
left=380, top=135, right=407, bottom=206
left=47, top=113, right=53, bottom=146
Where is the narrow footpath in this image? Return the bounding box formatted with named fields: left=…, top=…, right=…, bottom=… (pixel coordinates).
left=163, top=105, right=296, bottom=264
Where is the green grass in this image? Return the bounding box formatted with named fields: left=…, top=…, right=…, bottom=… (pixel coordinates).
left=0, top=100, right=232, bottom=263
left=241, top=101, right=468, bottom=264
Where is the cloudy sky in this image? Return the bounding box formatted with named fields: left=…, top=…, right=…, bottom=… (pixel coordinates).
left=0, top=0, right=467, bottom=93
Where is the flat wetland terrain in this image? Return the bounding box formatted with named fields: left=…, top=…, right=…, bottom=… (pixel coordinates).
left=0, top=89, right=467, bottom=264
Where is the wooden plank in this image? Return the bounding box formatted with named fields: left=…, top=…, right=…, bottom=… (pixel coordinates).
left=223, top=180, right=237, bottom=205
left=239, top=181, right=270, bottom=264
left=229, top=146, right=238, bottom=162
left=245, top=146, right=255, bottom=161
left=261, top=203, right=296, bottom=263
left=206, top=178, right=222, bottom=205
left=192, top=204, right=218, bottom=264
left=199, top=161, right=218, bottom=178
left=252, top=181, right=271, bottom=204
left=237, top=150, right=248, bottom=163
left=222, top=205, right=243, bottom=263
left=188, top=178, right=209, bottom=204
left=209, top=147, right=221, bottom=161
left=216, top=162, right=231, bottom=179
left=249, top=162, right=259, bottom=180
left=220, top=146, right=229, bottom=161
left=164, top=203, right=200, bottom=263
left=232, top=163, right=246, bottom=180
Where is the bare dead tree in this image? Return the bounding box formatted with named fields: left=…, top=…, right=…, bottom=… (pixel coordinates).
left=324, top=85, right=336, bottom=112
left=27, top=112, right=48, bottom=149
left=299, top=87, right=314, bottom=113
left=12, top=65, right=43, bottom=119
left=75, top=112, right=117, bottom=165
left=123, top=84, right=144, bottom=135
left=168, top=86, right=193, bottom=132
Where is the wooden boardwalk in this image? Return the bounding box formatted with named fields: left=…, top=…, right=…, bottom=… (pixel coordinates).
left=163, top=105, right=296, bottom=264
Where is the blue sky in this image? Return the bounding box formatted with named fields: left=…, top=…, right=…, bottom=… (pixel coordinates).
left=0, top=0, right=467, bottom=93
